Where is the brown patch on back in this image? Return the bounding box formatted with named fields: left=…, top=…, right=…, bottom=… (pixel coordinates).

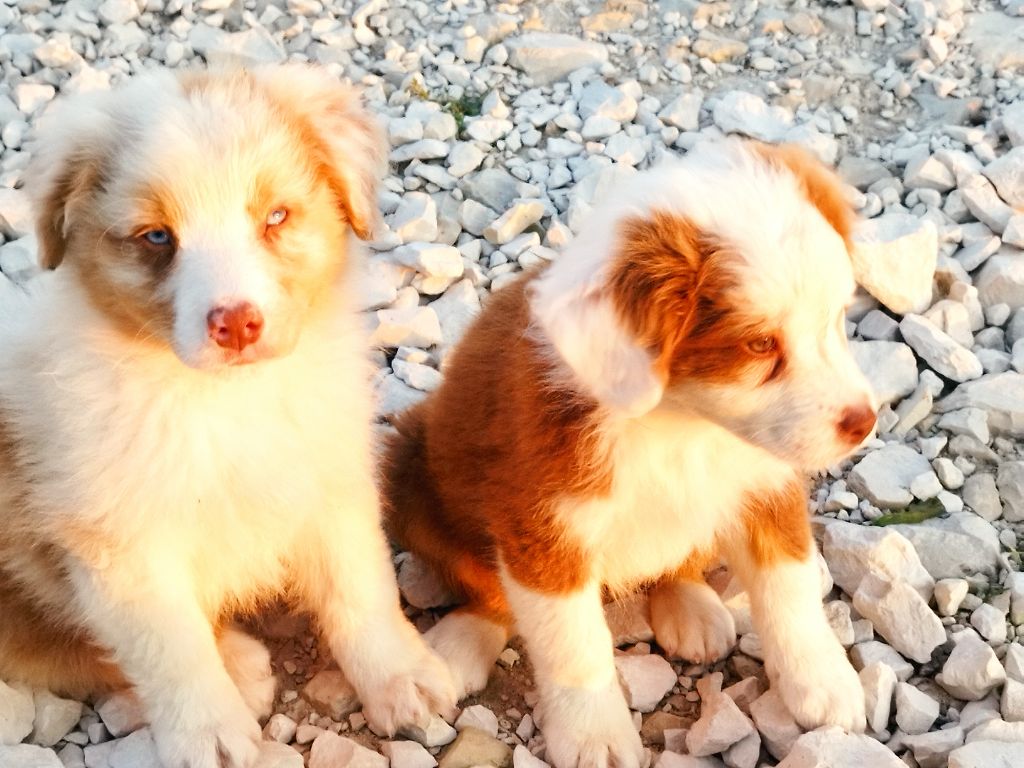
left=751, top=142, right=855, bottom=248
left=739, top=480, right=812, bottom=567
left=384, top=275, right=609, bottom=605
left=608, top=211, right=786, bottom=387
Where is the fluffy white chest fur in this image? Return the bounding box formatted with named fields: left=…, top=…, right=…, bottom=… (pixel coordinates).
left=0, top=273, right=372, bottom=611
left=562, top=412, right=792, bottom=590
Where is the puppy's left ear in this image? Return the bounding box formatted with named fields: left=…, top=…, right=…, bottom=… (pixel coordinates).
left=254, top=65, right=386, bottom=241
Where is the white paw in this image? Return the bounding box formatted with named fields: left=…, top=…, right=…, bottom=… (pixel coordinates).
left=359, top=645, right=458, bottom=736
left=537, top=683, right=644, bottom=768
left=775, top=639, right=866, bottom=733
left=649, top=581, right=736, bottom=663
left=152, top=692, right=262, bottom=768
left=425, top=612, right=508, bottom=699
left=218, top=626, right=276, bottom=722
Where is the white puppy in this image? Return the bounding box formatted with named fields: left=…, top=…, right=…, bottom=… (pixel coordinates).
left=0, top=66, right=454, bottom=768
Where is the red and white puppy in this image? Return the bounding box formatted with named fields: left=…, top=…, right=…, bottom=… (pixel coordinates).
left=385, top=139, right=875, bottom=768
left=0, top=67, right=454, bottom=768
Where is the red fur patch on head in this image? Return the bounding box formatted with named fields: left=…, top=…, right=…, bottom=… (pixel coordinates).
left=608, top=211, right=787, bottom=387
left=751, top=142, right=855, bottom=248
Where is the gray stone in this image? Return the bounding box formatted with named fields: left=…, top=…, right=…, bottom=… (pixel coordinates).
left=906, top=153, right=956, bottom=192
left=0, top=681, right=35, bottom=745
left=935, top=578, right=970, bottom=616
left=852, top=215, right=937, bottom=314
left=380, top=741, right=437, bottom=768
left=309, top=733, right=388, bottom=768
left=505, top=33, right=608, bottom=84
left=686, top=692, right=756, bottom=757
left=0, top=744, right=63, bottom=768
left=857, top=310, right=899, bottom=341
left=848, top=445, right=932, bottom=509
left=860, top=661, right=897, bottom=734
left=938, top=408, right=991, bottom=444
left=188, top=23, right=285, bottom=65
left=822, top=521, right=934, bottom=600
left=454, top=705, right=498, bottom=738
left=659, top=93, right=703, bottom=132
left=982, top=148, right=1024, bottom=209
left=96, top=692, right=145, bottom=739
left=777, top=727, right=905, bottom=767
left=578, top=81, right=637, bottom=122
left=902, top=726, right=965, bottom=768
left=853, top=573, right=946, bottom=663
left=936, top=373, right=1024, bottom=437
left=963, top=473, right=1003, bottom=521
left=29, top=691, right=82, bottom=748
left=960, top=176, right=1014, bottom=234
left=0, top=188, right=32, bottom=239
left=712, top=91, right=792, bottom=143
left=997, top=462, right=1024, bottom=522
left=849, top=341, right=919, bottom=406
left=977, top=254, right=1024, bottom=311
left=937, top=632, right=1006, bottom=701
left=615, top=654, right=678, bottom=714
left=109, top=729, right=160, bottom=768
left=749, top=690, right=801, bottom=760
left=900, top=315, right=983, bottom=383
left=895, top=683, right=939, bottom=735
left=948, top=740, right=1024, bottom=768
left=888, top=513, right=1001, bottom=579
left=971, top=604, right=1008, bottom=644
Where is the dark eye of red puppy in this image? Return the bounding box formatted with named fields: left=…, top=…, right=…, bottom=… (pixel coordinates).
left=746, top=335, right=777, bottom=355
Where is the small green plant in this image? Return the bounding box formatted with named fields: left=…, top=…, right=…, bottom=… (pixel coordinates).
left=870, top=498, right=944, bottom=527
left=405, top=80, right=483, bottom=137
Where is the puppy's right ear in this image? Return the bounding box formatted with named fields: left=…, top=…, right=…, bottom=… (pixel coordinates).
left=28, top=100, right=107, bottom=270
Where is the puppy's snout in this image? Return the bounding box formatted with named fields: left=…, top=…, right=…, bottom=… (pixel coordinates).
left=837, top=403, right=876, bottom=445
left=207, top=302, right=264, bottom=352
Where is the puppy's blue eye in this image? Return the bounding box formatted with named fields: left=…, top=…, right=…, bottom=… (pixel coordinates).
left=143, top=229, right=171, bottom=246
left=267, top=208, right=288, bottom=226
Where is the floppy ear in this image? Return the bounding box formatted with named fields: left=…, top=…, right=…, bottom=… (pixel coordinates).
left=253, top=65, right=386, bottom=241
left=532, top=277, right=666, bottom=418
left=27, top=97, right=110, bottom=270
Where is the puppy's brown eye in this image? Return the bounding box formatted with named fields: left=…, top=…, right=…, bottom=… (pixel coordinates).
left=747, top=336, right=777, bottom=354
left=267, top=208, right=288, bottom=227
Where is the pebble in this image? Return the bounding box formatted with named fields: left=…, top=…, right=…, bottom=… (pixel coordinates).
left=860, top=661, right=897, bottom=733
left=971, top=604, right=1008, bottom=644
left=437, top=727, right=512, bottom=768
left=686, top=691, right=755, bottom=758
left=379, top=741, right=437, bottom=768
left=853, top=572, right=946, bottom=663
left=712, top=91, right=792, bottom=142
left=935, top=578, right=970, bottom=616
left=748, top=690, right=801, bottom=761
left=483, top=200, right=545, bottom=245
left=454, top=705, right=498, bottom=738
left=28, top=692, right=82, bottom=748
left=937, top=631, right=1007, bottom=701
left=309, top=733, right=387, bottom=768
left=615, top=654, right=678, bottom=713
left=301, top=671, right=360, bottom=721
left=895, top=682, right=939, bottom=735
left=95, top=693, right=145, bottom=739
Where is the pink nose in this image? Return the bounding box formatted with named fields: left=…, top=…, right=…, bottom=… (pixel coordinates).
left=837, top=403, right=876, bottom=445
left=207, top=302, right=264, bottom=352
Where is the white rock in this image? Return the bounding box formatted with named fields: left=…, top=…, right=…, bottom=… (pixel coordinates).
left=888, top=513, right=1001, bottom=579
left=860, top=661, right=897, bottom=733
left=309, top=733, right=387, bottom=768
left=0, top=681, right=35, bottom=746
left=399, top=716, right=457, bottom=748
left=977, top=254, right=1024, bottom=311
left=1001, top=678, right=1024, bottom=722
left=263, top=714, right=297, bottom=744
left=848, top=444, right=932, bottom=508
left=14, top=83, right=55, bottom=114
left=512, top=745, right=548, bottom=768
left=749, top=690, right=801, bottom=760
left=850, top=341, right=919, bottom=406
left=960, top=175, right=1013, bottom=234
left=971, top=604, right=1008, bottom=643
left=388, top=117, right=424, bottom=147
left=777, top=726, right=905, bottom=767
left=109, top=729, right=160, bottom=768
left=465, top=118, right=513, bottom=144
left=578, top=81, right=637, bottom=122
left=935, top=578, right=970, bottom=615
left=391, top=140, right=451, bottom=164
left=98, top=0, right=139, bottom=25
left=853, top=572, right=946, bottom=663
left=659, top=93, right=703, bottom=132
left=188, top=23, right=285, bottom=65
left=390, top=194, right=439, bottom=244
left=712, top=91, right=793, bottom=142
left=447, top=143, right=485, bottom=178
left=966, top=717, right=1024, bottom=742
left=822, top=521, right=934, bottom=601
left=657, top=755, right=725, bottom=768
left=936, top=373, right=1024, bottom=437
left=997, top=462, right=1024, bottom=522
left=0, top=188, right=33, bottom=240
left=686, top=692, right=756, bottom=757
left=982, top=147, right=1024, bottom=208
left=483, top=200, right=545, bottom=245
left=430, top=280, right=481, bottom=348
left=905, top=153, right=957, bottom=191
left=948, top=740, right=1024, bottom=768
left=937, top=632, right=1007, bottom=701
left=96, top=692, right=145, bottom=739
left=938, top=408, right=991, bottom=444
left=903, top=726, right=965, bottom=768
left=255, top=742, right=303, bottom=768
left=900, top=314, right=983, bottom=383
left=391, top=243, right=463, bottom=280
left=454, top=705, right=498, bottom=737
left=615, top=654, right=677, bottom=713
left=371, top=307, right=443, bottom=349
left=0, top=744, right=63, bottom=768
left=379, top=741, right=437, bottom=768
left=505, top=33, right=609, bottom=84
left=895, top=683, right=939, bottom=735
left=851, top=215, right=937, bottom=315
left=29, top=691, right=82, bottom=748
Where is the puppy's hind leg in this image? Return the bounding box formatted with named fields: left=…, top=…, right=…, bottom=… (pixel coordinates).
left=648, top=554, right=736, bottom=664
left=217, top=625, right=276, bottom=722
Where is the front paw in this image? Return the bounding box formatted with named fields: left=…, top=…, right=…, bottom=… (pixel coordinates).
left=152, top=694, right=262, bottom=768
left=775, top=640, right=866, bottom=733
left=649, top=582, right=736, bottom=663
left=360, top=646, right=458, bottom=736
left=537, top=683, right=644, bottom=768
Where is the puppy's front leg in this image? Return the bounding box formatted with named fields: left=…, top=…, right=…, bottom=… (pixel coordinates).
left=503, top=572, right=643, bottom=768
left=301, top=482, right=455, bottom=736
left=68, top=556, right=261, bottom=768
left=723, top=481, right=865, bottom=732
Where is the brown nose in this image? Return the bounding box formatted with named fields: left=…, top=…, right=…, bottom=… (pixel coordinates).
left=837, top=403, right=876, bottom=445
left=207, top=302, right=264, bottom=351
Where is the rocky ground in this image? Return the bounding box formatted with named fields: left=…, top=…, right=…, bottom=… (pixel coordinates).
left=1, top=0, right=1024, bottom=767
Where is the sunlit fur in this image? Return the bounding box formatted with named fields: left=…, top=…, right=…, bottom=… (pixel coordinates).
left=0, top=66, right=454, bottom=768
left=384, top=139, right=874, bottom=768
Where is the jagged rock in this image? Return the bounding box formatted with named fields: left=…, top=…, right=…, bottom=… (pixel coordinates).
left=302, top=671, right=360, bottom=721
left=777, top=727, right=905, bottom=767
left=505, top=33, right=608, bottom=84
left=615, top=654, right=678, bottom=713
left=849, top=341, right=919, bottom=406
left=848, top=445, right=932, bottom=509
left=852, top=215, right=937, bottom=314
left=937, top=632, right=1006, bottom=701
